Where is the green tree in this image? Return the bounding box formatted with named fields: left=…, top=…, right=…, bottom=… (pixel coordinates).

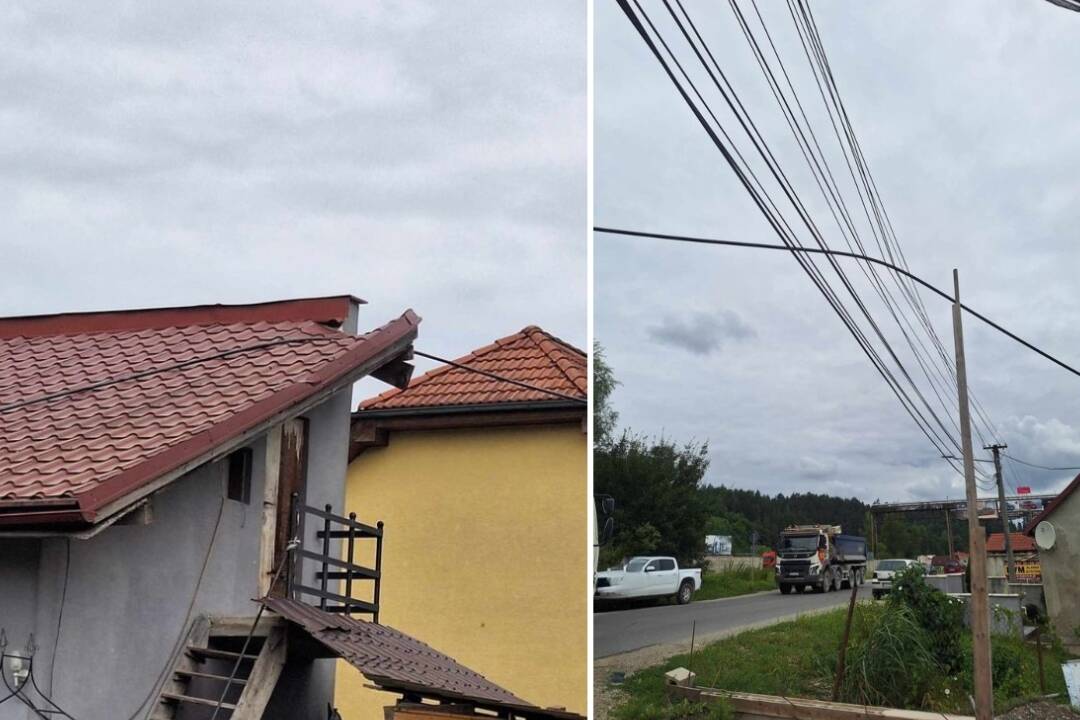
left=595, top=432, right=711, bottom=566
left=593, top=341, right=619, bottom=448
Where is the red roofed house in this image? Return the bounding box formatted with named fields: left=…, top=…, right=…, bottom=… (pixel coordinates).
left=985, top=533, right=1037, bottom=555
left=1026, top=474, right=1080, bottom=651
left=338, top=327, right=587, bottom=719
left=0, top=299, right=581, bottom=720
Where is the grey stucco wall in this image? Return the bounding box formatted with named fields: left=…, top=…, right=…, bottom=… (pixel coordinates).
left=1041, top=492, right=1080, bottom=645
left=0, top=387, right=355, bottom=720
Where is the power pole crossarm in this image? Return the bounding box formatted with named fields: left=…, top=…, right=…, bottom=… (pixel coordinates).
left=952, top=269, right=994, bottom=720
left=986, top=443, right=1013, bottom=582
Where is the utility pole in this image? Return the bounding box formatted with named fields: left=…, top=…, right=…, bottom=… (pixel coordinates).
left=985, top=442, right=1013, bottom=582
left=944, top=507, right=954, bottom=557
left=952, top=269, right=993, bottom=720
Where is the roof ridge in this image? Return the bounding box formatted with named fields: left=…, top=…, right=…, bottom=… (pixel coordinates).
left=521, top=326, right=587, bottom=396
left=358, top=325, right=586, bottom=411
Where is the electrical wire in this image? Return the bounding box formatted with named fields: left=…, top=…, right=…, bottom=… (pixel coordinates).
left=594, top=227, right=1080, bottom=381
left=1002, top=454, right=1080, bottom=472
left=413, top=351, right=587, bottom=405
left=617, top=0, right=968, bottom=472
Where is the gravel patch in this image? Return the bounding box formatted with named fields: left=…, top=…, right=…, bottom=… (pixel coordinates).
left=997, top=700, right=1078, bottom=719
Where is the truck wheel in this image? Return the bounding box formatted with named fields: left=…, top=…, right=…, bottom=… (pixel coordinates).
left=855, top=570, right=863, bottom=586
left=779, top=583, right=792, bottom=595
left=676, top=580, right=694, bottom=605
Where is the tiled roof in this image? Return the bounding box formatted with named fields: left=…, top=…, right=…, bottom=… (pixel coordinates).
left=986, top=532, right=1037, bottom=554
left=0, top=297, right=418, bottom=526
left=360, top=326, right=585, bottom=412
left=262, top=597, right=528, bottom=707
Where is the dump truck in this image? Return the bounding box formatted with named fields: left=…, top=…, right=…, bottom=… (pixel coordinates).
left=775, top=524, right=867, bottom=594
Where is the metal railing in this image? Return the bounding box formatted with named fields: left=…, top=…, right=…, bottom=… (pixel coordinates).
left=286, top=493, right=384, bottom=623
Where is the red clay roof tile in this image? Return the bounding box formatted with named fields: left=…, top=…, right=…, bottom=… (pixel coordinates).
left=0, top=297, right=418, bottom=526
left=360, top=326, right=585, bottom=412
left=985, top=532, right=1037, bottom=554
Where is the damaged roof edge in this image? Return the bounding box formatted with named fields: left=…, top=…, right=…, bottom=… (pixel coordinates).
left=0, top=309, right=420, bottom=530
left=0, top=294, right=367, bottom=339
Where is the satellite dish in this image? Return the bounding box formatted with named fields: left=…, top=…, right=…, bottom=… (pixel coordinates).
left=1035, top=521, right=1057, bottom=551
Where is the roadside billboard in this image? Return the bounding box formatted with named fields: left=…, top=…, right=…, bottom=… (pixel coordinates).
left=705, top=535, right=732, bottom=556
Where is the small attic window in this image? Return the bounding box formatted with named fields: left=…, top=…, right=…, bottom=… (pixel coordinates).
left=226, top=448, right=253, bottom=504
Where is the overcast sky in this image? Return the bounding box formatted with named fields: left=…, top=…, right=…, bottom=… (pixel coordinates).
left=0, top=1, right=586, bottom=402
left=596, top=0, right=1080, bottom=503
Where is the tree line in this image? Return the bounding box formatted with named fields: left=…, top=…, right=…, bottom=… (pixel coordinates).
left=593, top=343, right=964, bottom=567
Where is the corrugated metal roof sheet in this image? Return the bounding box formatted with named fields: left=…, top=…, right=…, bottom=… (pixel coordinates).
left=260, top=596, right=529, bottom=706
left=360, top=326, right=585, bottom=412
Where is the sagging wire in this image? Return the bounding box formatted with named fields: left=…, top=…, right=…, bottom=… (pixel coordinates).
left=0, top=630, right=76, bottom=719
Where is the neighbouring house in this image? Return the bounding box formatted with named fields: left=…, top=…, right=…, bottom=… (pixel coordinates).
left=0, top=298, right=582, bottom=720
left=1026, top=473, right=1080, bottom=650
left=338, top=326, right=587, bottom=719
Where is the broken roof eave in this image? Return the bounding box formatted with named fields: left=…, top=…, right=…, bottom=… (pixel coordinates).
left=0, top=310, right=420, bottom=535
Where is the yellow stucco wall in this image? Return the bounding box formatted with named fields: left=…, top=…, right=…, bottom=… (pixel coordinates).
left=334, top=422, right=587, bottom=718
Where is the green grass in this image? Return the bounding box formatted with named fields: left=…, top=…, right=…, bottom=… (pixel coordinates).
left=694, top=566, right=776, bottom=601
left=611, top=608, right=1075, bottom=720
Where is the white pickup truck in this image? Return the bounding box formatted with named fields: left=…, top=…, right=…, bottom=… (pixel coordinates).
left=594, top=556, right=702, bottom=604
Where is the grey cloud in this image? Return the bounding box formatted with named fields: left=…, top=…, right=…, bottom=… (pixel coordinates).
left=646, top=310, right=755, bottom=355
left=0, top=2, right=586, bottom=394
left=596, top=0, right=1080, bottom=502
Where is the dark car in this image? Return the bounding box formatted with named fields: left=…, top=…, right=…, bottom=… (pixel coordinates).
left=930, top=555, right=964, bottom=574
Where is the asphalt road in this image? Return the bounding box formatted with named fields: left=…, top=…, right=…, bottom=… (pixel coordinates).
left=595, top=585, right=871, bottom=658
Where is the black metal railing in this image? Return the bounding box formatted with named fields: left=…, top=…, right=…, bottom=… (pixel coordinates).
left=286, top=493, right=384, bottom=623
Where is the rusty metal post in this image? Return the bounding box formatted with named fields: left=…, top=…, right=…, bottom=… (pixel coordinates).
left=373, top=520, right=385, bottom=624
left=346, top=512, right=357, bottom=615
left=320, top=504, right=332, bottom=611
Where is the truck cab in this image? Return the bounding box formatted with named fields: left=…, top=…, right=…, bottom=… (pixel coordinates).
left=775, top=524, right=866, bottom=595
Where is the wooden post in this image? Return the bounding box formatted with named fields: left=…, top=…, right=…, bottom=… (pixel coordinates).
left=952, top=269, right=993, bottom=720
left=832, top=577, right=860, bottom=701
left=258, top=425, right=283, bottom=596
left=945, top=507, right=954, bottom=558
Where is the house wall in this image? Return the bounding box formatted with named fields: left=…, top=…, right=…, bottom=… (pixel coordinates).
left=334, top=422, right=587, bottom=718
left=0, top=540, right=42, bottom=720
left=0, top=388, right=354, bottom=720
left=1039, top=492, right=1080, bottom=646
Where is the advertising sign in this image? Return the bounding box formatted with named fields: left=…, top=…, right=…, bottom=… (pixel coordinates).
left=705, top=535, right=732, bottom=556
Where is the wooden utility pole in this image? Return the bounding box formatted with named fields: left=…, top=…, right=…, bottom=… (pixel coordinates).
left=952, top=269, right=993, bottom=720
left=944, top=507, right=954, bottom=557
left=986, top=442, right=1014, bottom=582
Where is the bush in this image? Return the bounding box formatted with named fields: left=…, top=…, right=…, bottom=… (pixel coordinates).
left=839, top=602, right=939, bottom=709
left=886, top=565, right=965, bottom=672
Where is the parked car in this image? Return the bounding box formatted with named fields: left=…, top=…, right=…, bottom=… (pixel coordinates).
left=930, top=555, right=964, bottom=575
left=871, top=558, right=917, bottom=599
left=595, top=556, right=702, bottom=605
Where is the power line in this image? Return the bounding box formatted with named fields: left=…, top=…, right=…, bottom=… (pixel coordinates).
left=618, top=0, right=968, bottom=469
left=1002, top=453, right=1080, bottom=472
left=413, top=351, right=586, bottom=405
left=595, top=227, right=1080, bottom=381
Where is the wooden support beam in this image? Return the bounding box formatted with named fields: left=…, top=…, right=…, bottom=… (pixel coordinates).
left=231, top=626, right=287, bottom=720
left=259, top=424, right=283, bottom=596
left=667, top=684, right=975, bottom=720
